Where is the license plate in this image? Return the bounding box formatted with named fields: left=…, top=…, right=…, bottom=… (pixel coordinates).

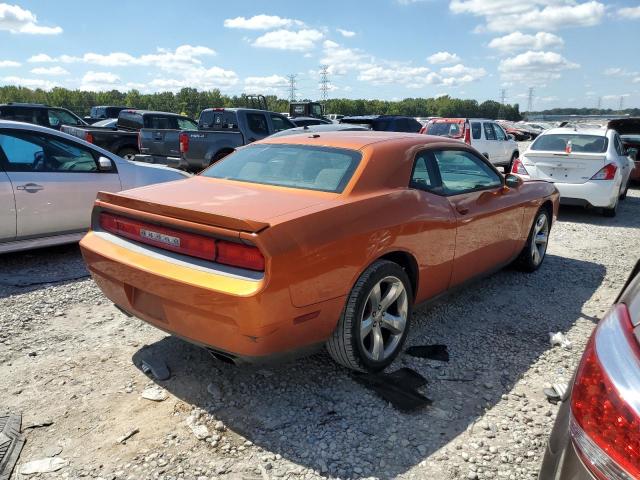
left=140, top=229, right=181, bottom=247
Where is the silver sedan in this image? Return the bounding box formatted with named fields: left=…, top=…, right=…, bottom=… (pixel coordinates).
left=0, top=120, right=190, bottom=253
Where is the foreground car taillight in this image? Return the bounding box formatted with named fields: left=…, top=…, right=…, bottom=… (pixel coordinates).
left=85, top=132, right=94, bottom=144
left=98, top=213, right=265, bottom=271
left=571, top=303, right=640, bottom=480
left=511, top=158, right=529, bottom=175
left=591, top=163, right=618, bottom=180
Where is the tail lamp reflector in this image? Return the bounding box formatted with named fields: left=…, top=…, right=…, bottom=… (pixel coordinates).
left=571, top=304, right=640, bottom=480
left=591, top=163, right=617, bottom=180
left=511, top=158, right=529, bottom=175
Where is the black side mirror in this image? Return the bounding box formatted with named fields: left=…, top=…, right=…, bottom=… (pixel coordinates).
left=504, top=173, right=522, bottom=188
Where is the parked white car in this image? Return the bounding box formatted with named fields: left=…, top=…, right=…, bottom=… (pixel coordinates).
left=0, top=120, right=190, bottom=253
left=512, top=126, right=634, bottom=217
left=423, top=118, right=519, bottom=171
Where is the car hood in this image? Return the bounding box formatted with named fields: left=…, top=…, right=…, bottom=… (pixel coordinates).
left=99, top=175, right=334, bottom=233
left=608, top=118, right=640, bottom=135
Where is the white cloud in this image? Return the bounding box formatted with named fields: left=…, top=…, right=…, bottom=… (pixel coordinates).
left=148, top=66, right=239, bottom=92
left=0, top=60, right=20, bottom=67
left=427, top=51, right=460, bottom=64
left=337, top=28, right=355, bottom=37
left=243, top=74, right=288, bottom=94
left=30, top=66, right=69, bottom=76
left=498, top=50, right=579, bottom=86
left=223, top=15, right=303, bottom=30
left=358, top=65, right=431, bottom=86
left=617, top=5, right=640, bottom=18
left=604, top=67, right=639, bottom=77
left=450, top=0, right=605, bottom=32
left=27, top=53, right=55, bottom=63
left=252, top=29, right=324, bottom=51
left=488, top=31, right=564, bottom=53
left=1, top=76, right=59, bottom=89
left=602, top=94, right=630, bottom=101
left=0, top=3, right=62, bottom=35
left=427, top=64, right=487, bottom=87
left=80, top=71, right=120, bottom=89
left=320, top=40, right=371, bottom=75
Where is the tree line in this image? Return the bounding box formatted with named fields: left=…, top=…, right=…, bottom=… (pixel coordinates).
left=0, top=85, right=527, bottom=120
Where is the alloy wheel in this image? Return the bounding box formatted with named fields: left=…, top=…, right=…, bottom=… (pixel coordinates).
left=531, top=213, right=549, bottom=266
left=359, top=276, right=408, bottom=362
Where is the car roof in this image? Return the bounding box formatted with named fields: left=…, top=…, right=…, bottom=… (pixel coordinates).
left=430, top=117, right=493, bottom=122
left=268, top=124, right=368, bottom=138
left=120, top=109, right=185, bottom=117
left=260, top=130, right=462, bottom=150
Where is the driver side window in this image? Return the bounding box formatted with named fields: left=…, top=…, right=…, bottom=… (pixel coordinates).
left=0, top=132, right=98, bottom=173
left=433, top=150, right=502, bottom=195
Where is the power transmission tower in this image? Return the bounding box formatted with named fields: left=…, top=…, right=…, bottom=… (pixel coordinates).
left=287, top=74, right=297, bottom=102
left=597, top=96, right=602, bottom=110
left=319, top=65, right=330, bottom=104
left=619, top=96, right=624, bottom=111
left=500, top=88, right=506, bottom=105
left=527, top=87, right=534, bottom=113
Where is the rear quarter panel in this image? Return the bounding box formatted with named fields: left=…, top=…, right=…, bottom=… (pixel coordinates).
left=518, top=180, right=560, bottom=240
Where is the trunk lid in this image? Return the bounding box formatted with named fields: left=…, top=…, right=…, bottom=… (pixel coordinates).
left=523, top=151, right=607, bottom=184
left=97, top=175, right=333, bottom=233
left=139, top=129, right=181, bottom=157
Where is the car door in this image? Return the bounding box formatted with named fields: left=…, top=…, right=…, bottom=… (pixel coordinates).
left=482, top=122, right=500, bottom=165
left=493, top=123, right=510, bottom=164
left=0, top=129, right=122, bottom=239
left=243, top=112, right=270, bottom=142
left=432, top=149, right=524, bottom=286
left=0, top=169, right=16, bottom=242
left=613, top=133, right=633, bottom=187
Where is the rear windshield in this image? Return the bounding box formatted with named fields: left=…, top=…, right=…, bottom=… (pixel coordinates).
left=201, top=144, right=361, bottom=193
left=531, top=134, right=608, bottom=153
left=426, top=122, right=464, bottom=138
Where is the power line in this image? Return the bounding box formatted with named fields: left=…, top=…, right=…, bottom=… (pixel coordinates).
left=287, top=74, right=297, bottom=102
left=319, top=65, right=330, bottom=104
left=527, top=87, right=535, bottom=112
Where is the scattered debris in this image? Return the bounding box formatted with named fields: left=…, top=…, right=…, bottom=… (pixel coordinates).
left=24, top=419, right=53, bottom=430
left=141, top=386, right=168, bottom=402
left=405, top=344, right=450, bottom=362
left=544, top=383, right=569, bottom=404
left=207, top=383, right=223, bottom=400
left=116, top=428, right=139, bottom=444
left=549, top=332, right=573, bottom=350
left=42, top=445, right=63, bottom=458
left=140, top=357, right=171, bottom=381
left=19, top=457, right=68, bottom=475
left=0, top=414, right=25, bottom=480
left=353, top=367, right=432, bottom=412
left=189, top=424, right=210, bottom=440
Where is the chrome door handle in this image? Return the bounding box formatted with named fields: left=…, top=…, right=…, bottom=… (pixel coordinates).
left=16, top=183, right=44, bottom=192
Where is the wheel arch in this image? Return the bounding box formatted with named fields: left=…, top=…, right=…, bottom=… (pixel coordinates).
left=377, top=250, right=419, bottom=301
left=541, top=199, right=554, bottom=227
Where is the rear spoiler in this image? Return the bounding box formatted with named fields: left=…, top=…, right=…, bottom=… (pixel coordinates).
left=95, top=191, right=270, bottom=233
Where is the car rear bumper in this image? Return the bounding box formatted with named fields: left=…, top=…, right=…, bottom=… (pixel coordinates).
left=135, top=154, right=185, bottom=170
left=79, top=231, right=344, bottom=362
left=554, top=180, right=619, bottom=208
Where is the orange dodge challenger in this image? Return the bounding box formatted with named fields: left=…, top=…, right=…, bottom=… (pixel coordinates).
left=80, top=132, right=559, bottom=372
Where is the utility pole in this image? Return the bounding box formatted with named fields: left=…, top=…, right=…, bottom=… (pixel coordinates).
left=287, top=74, right=297, bottom=103
left=319, top=65, right=330, bottom=104
left=527, top=87, right=534, bottom=113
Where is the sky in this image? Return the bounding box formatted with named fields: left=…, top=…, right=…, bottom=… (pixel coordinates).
left=0, top=0, right=638, bottom=110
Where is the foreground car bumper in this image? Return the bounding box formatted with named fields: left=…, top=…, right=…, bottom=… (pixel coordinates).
left=79, top=231, right=344, bottom=362
left=554, top=181, right=619, bottom=209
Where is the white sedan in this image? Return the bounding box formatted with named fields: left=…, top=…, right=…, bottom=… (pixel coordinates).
left=512, top=126, right=634, bottom=217
left=0, top=120, right=190, bottom=253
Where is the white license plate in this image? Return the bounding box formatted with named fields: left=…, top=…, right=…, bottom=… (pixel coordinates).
left=140, top=229, right=181, bottom=247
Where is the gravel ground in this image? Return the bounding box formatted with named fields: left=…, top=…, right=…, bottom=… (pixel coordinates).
left=1, top=185, right=639, bottom=480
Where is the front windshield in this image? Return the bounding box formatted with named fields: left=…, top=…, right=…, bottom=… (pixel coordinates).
left=201, top=144, right=361, bottom=193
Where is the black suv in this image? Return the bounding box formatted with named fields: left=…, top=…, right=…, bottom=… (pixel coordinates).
left=339, top=115, right=422, bottom=133
left=0, top=103, right=87, bottom=130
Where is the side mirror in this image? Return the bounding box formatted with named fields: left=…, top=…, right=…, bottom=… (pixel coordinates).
left=504, top=173, right=523, bottom=188
left=98, top=156, right=113, bottom=172
left=507, top=134, right=515, bottom=141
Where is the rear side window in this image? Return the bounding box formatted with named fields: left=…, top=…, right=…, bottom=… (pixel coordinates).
left=177, top=117, right=197, bottom=130
left=0, top=107, right=47, bottom=126
left=118, top=112, right=143, bottom=130
left=202, top=144, right=361, bottom=193
left=531, top=134, right=608, bottom=153
left=471, top=122, right=481, bottom=140
left=483, top=122, right=496, bottom=140
left=426, top=122, right=464, bottom=138
left=410, top=151, right=440, bottom=191
left=144, top=115, right=178, bottom=129
left=494, top=124, right=507, bottom=141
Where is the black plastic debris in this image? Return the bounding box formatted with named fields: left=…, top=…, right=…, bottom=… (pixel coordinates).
left=140, top=357, right=171, bottom=381
left=353, top=368, right=432, bottom=412
left=0, top=414, right=25, bottom=480
left=405, top=344, right=449, bottom=362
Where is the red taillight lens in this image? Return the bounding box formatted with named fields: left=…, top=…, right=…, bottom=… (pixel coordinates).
left=217, top=240, right=265, bottom=271
left=85, top=132, right=94, bottom=144
left=419, top=126, right=426, bottom=134
left=137, top=131, right=142, bottom=151
left=464, top=123, right=471, bottom=145
left=99, top=213, right=216, bottom=261
left=511, top=158, right=529, bottom=175
left=571, top=304, right=640, bottom=480
left=591, top=163, right=617, bottom=180
left=179, top=132, right=189, bottom=153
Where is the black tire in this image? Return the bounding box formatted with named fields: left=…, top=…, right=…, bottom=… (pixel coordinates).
left=603, top=197, right=618, bottom=217
left=326, top=260, right=413, bottom=372
left=117, top=147, right=138, bottom=161
left=209, top=150, right=232, bottom=166
left=620, top=183, right=628, bottom=201
left=515, top=208, right=551, bottom=273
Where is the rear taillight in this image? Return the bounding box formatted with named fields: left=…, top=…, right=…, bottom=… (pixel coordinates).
left=419, top=126, right=426, bottom=134
left=511, top=158, right=529, bottom=175
left=85, top=132, right=94, bottom=144
left=591, top=163, right=617, bottom=180
left=565, top=140, right=572, bottom=154
left=98, top=213, right=265, bottom=271
left=179, top=132, right=189, bottom=154
left=571, top=303, right=640, bottom=480
left=137, top=131, right=141, bottom=151
left=217, top=240, right=265, bottom=271
left=464, top=122, right=471, bottom=145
